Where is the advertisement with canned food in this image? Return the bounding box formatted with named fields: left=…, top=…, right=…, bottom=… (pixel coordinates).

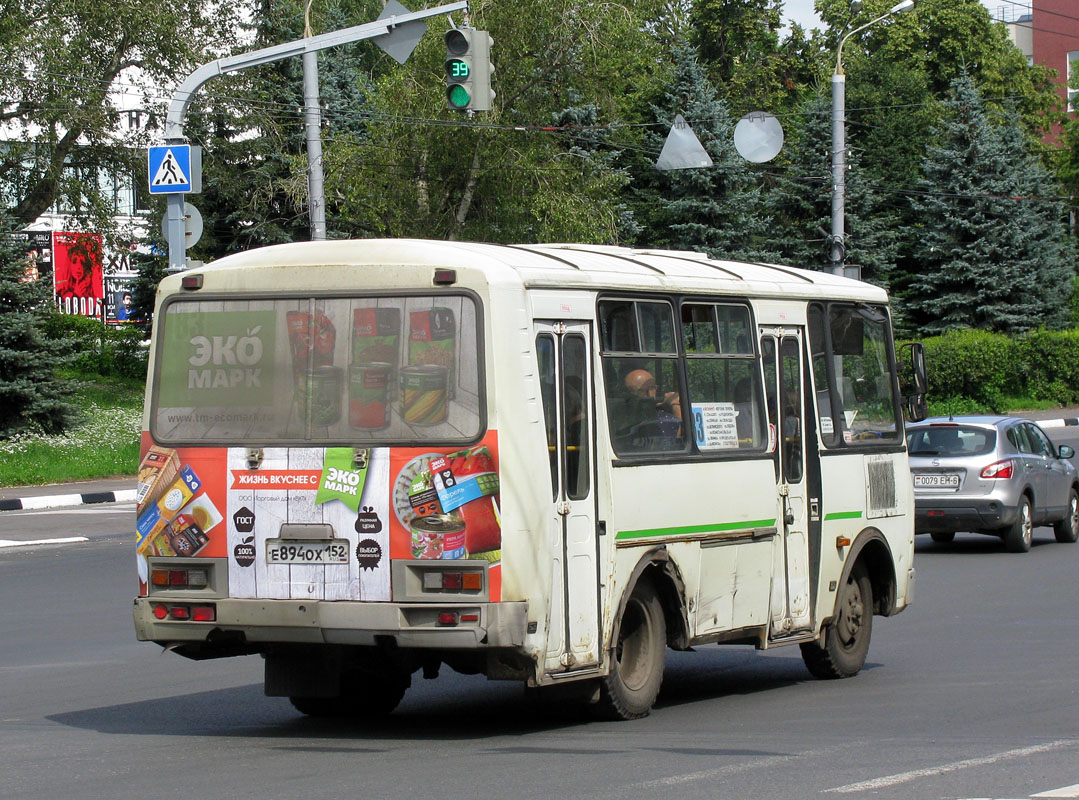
left=136, top=432, right=501, bottom=602
left=152, top=295, right=481, bottom=445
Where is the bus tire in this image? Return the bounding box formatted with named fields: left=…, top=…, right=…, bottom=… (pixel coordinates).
left=801, top=564, right=873, bottom=680
left=289, top=668, right=407, bottom=718
left=596, top=578, right=666, bottom=720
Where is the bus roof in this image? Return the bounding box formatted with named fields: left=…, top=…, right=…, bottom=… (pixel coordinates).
left=181, top=239, right=889, bottom=303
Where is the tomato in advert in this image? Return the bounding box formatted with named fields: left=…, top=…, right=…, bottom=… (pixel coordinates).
left=389, top=434, right=501, bottom=599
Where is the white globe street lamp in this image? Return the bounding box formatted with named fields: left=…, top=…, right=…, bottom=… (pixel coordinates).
left=831, top=0, right=916, bottom=276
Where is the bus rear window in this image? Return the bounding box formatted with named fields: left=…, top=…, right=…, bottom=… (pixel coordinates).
left=150, top=294, right=482, bottom=445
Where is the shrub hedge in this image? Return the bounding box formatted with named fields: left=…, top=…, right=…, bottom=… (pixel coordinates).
left=40, top=312, right=149, bottom=381
left=909, top=328, right=1079, bottom=411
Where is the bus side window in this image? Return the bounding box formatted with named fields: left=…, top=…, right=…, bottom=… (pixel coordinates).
left=682, top=302, right=763, bottom=451
left=599, top=299, right=684, bottom=457
left=536, top=334, right=558, bottom=500
left=563, top=335, right=589, bottom=499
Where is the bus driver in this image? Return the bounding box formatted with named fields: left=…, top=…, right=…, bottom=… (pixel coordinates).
left=618, top=368, right=682, bottom=450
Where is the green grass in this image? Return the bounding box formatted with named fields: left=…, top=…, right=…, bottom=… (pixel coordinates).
left=0, top=375, right=143, bottom=487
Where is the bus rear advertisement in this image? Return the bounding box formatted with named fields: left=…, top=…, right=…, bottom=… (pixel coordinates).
left=133, top=239, right=927, bottom=720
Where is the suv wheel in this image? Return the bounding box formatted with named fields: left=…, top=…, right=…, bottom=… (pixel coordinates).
left=1054, top=488, right=1079, bottom=544
left=1004, top=496, right=1033, bottom=553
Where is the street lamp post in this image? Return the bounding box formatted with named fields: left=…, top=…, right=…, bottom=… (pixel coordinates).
left=831, top=0, right=915, bottom=276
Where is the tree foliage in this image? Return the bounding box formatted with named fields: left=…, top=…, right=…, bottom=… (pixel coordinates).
left=629, top=42, right=774, bottom=260
left=0, top=215, right=75, bottom=437
left=904, top=73, right=1072, bottom=335
left=0, top=0, right=249, bottom=242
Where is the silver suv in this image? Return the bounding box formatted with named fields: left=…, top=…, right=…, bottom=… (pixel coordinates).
left=906, top=416, right=1079, bottom=552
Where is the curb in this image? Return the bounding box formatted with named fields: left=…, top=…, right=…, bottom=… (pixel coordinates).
left=0, top=488, right=137, bottom=513
left=1038, top=418, right=1079, bottom=429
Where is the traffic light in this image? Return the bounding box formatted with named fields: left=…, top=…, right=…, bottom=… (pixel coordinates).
left=444, top=28, right=494, bottom=112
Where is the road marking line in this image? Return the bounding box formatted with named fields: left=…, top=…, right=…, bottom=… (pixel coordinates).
left=1034, top=785, right=1079, bottom=798
left=631, top=746, right=843, bottom=789
left=0, top=537, right=90, bottom=548
left=825, top=740, right=1078, bottom=793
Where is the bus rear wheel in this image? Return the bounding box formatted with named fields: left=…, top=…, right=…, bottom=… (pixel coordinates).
left=596, top=578, right=666, bottom=720
left=801, top=564, right=873, bottom=679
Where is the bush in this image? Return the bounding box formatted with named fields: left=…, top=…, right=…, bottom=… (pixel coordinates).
left=918, top=329, right=1022, bottom=411
left=1019, top=328, right=1079, bottom=406
left=911, top=327, right=1079, bottom=411
left=41, top=312, right=148, bottom=380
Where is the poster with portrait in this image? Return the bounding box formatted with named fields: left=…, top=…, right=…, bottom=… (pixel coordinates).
left=53, top=232, right=104, bottom=316
left=106, top=275, right=138, bottom=324
left=10, top=230, right=53, bottom=285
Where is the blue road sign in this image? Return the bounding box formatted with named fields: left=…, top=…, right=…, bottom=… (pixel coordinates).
left=148, top=145, right=192, bottom=194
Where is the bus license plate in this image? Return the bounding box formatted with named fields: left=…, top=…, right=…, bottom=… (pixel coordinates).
left=913, top=474, right=959, bottom=489
left=266, top=540, right=350, bottom=564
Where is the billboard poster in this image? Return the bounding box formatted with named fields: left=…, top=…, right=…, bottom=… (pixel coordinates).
left=105, top=275, right=139, bottom=324
left=53, top=232, right=104, bottom=316
left=10, top=230, right=53, bottom=286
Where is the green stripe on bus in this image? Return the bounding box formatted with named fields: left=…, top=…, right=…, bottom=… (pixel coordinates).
left=616, top=519, right=777, bottom=541
left=824, top=511, right=863, bottom=521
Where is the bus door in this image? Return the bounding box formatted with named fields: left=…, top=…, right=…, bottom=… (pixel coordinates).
left=535, top=322, right=600, bottom=673
left=760, top=329, right=813, bottom=636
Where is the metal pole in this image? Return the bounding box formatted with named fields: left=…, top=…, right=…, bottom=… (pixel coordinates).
left=831, top=71, right=846, bottom=276
left=160, top=1, right=469, bottom=269
left=829, top=1, right=915, bottom=278
left=303, top=50, right=327, bottom=241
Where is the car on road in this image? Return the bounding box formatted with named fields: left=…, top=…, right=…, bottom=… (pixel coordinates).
left=906, top=416, right=1079, bottom=552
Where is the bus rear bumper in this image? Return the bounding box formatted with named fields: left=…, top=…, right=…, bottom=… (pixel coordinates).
left=133, top=596, right=529, bottom=651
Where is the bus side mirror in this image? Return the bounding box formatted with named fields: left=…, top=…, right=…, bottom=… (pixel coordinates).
left=899, top=342, right=928, bottom=422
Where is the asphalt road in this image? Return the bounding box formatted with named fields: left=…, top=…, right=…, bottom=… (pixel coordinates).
left=1, top=426, right=1077, bottom=800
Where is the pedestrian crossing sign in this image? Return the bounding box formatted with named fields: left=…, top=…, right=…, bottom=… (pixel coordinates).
left=148, top=145, right=200, bottom=194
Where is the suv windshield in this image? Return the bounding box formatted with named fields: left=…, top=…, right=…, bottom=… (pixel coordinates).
left=907, top=425, right=995, bottom=457
left=151, top=294, right=482, bottom=445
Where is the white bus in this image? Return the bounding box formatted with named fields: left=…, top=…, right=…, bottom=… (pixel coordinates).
left=133, top=239, right=927, bottom=719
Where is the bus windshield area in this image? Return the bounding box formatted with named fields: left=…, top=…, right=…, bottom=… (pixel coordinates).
left=150, top=294, right=482, bottom=445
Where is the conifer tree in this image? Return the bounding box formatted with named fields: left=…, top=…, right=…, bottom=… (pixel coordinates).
left=0, top=216, right=76, bottom=438
left=905, top=73, right=1072, bottom=334
left=635, top=42, right=773, bottom=261
left=763, top=91, right=900, bottom=287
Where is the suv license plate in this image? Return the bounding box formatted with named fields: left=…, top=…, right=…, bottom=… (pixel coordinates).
left=266, top=540, right=350, bottom=564
left=914, top=474, right=960, bottom=489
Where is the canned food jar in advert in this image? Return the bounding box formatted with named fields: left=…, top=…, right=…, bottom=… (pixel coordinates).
left=400, top=365, right=448, bottom=425
left=349, top=362, right=391, bottom=429
left=410, top=514, right=466, bottom=559
left=297, top=366, right=342, bottom=426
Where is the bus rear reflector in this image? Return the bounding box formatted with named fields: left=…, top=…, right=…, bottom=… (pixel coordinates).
left=151, top=567, right=209, bottom=589
left=191, top=605, right=216, bottom=622
left=421, top=570, right=483, bottom=592
left=442, top=572, right=463, bottom=589
left=462, top=573, right=482, bottom=590
left=437, top=612, right=458, bottom=626
left=153, top=604, right=168, bottom=619
left=168, top=606, right=190, bottom=621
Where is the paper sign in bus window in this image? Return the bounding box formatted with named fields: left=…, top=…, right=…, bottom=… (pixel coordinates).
left=691, top=402, right=740, bottom=450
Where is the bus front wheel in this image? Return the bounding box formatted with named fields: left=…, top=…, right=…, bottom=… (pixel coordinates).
left=801, top=564, right=873, bottom=679
left=596, top=578, right=666, bottom=720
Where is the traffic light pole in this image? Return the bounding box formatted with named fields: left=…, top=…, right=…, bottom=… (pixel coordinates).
left=162, top=1, right=468, bottom=269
